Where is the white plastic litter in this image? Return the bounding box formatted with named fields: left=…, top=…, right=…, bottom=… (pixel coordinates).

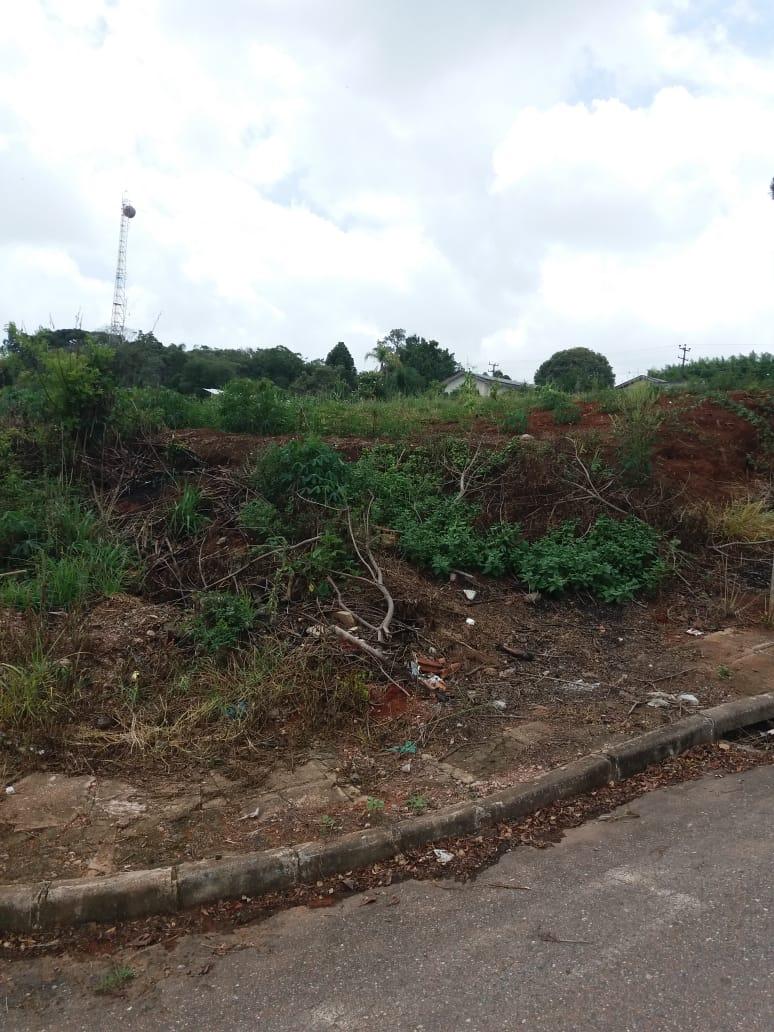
left=685, top=628, right=703, bottom=637
left=678, top=693, right=700, bottom=706
left=465, top=617, right=475, bottom=626
left=433, top=848, right=454, bottom=865
left=492, top=699, right=507, bottom=711
left=463, top=589, right=477, bottom=601
left=238, top=806, right=261, bottom=821
left=5, top=786, right=15, bottom=795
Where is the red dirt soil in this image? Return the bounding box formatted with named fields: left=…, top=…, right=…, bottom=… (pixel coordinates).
left=167, top=395, right=768, bottom=503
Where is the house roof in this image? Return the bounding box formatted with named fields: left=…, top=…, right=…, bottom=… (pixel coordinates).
left=614, top=374, right=669, bottom=389
left=442, top=371, right=526, bottom=390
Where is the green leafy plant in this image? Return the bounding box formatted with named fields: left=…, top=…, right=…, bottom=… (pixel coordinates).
left=406, top=793, right=428, bottom=814
left=185, top=591, right=257, bottom=653
left=366, top=795, right=385, bottom=816
left=517, top=516, right=667, bottom=603
left=216, top=378, right=294, bottom=434
left=238, top=497, right=284, bottom=541
left=552, top=402, right=582, bottom=425
left=255, top=437, right=350, bottom=507
left=95, top=964, right=135, bottom=995
left=611, top=388, right=664, bottom=483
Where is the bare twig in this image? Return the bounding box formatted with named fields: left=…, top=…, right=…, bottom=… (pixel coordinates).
left=332, top=626, right=389, bottom=663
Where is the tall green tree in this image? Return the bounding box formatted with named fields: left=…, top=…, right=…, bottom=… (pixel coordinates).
left=396, top=335, right=458, bottom=384
left=534, top=347, right=614, bottom=392
left=324, top=341, right=357, bottom=389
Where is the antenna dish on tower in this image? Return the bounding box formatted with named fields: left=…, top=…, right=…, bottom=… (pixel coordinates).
left=109, top=193, right=136, bottom=345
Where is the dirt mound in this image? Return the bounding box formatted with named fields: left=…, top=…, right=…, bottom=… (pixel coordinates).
left=81, top=595, right=181, bottom=688
left=654, top=398, right=760, bottom=497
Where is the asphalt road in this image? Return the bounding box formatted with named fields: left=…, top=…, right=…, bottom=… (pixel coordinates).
left=7, top=764, right=774, bottom=1031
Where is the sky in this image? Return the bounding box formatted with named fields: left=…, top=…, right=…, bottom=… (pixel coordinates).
left=1, top=0, right=773, bottom=382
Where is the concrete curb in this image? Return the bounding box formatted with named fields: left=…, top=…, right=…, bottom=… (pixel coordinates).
left=3, top=692, right=773, bottom=932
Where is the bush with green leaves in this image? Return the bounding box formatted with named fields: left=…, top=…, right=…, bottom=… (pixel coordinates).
left=216, top=378, right=295, bottom=434
left=238, top=497, right=284, bottom=541
left=185, top=591, right=258, bottom=653
left=255, top=437, right=350, bottom=507
left=517, top=515, right=667, bottom=602
left=552, top=402, right=582, bottom=425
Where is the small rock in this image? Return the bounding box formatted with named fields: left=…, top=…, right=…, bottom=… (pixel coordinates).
left=433, top=848, right=455, bottom=864
left=94, top=714, right=113, bottom=731
left=5, top=786, right=15, bottom=795
left=333, top=611, right=357, bottom=630
left=519, top=434, right=534, bottom=441
left=678, top=693, right=700, bottom=706
left=217, top=536, right=228, bottom=546
left=400, top=762, right=412, bottom=773
left=492, top=699, right=507, bottom=711
left=463, top=589, right=477, bottom=602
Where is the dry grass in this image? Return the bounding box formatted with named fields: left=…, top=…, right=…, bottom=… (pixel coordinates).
left=703, top=498, right=774, bottom=544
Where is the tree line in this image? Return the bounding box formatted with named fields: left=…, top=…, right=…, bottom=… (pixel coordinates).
left=0, top=324, right=459, bottom=398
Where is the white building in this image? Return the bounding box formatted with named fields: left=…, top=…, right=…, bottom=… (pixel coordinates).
left=441, top=371, right=529, bottom=397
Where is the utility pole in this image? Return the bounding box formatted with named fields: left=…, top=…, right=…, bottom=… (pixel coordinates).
left=678, top=343, right=691, bottom=369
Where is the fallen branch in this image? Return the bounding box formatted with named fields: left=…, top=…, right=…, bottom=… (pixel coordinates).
left=332, top=626, right=389, bottom=663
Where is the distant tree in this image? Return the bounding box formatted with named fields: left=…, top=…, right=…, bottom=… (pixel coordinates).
left=534, top=348, right=614, bottom=392
left=367, top=329, right=405, bottom=373
left=324, top=342, right=357, bottom=389
left=356, top=371, right=386, bottom=399
left=292, top=361, right=348, bottom=395
left=176, top=352, right=240, bottom=394
left=396, top=335, right=458, bottom=384
left=243, top=346, right=306, bottom=388
left=649, top=351, right=774, bottom=389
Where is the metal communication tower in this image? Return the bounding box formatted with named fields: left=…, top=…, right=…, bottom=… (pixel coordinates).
left=109, top=193, right=136, bottom=344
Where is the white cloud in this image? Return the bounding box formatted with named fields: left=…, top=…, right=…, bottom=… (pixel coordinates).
left=1, top=0, right=774, bottom=380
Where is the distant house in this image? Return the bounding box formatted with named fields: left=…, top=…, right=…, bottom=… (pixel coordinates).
left=614, top=374, right=670, bottom=391
left=441, top=371, right=528, bottom=397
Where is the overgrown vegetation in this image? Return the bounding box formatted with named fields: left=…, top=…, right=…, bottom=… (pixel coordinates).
left=1, top=317, right=772, bottom=762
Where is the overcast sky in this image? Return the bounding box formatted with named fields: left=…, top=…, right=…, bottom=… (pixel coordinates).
left=2, top=0, right=773, bottom=381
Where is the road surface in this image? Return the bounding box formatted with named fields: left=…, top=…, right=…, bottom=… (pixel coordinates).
left=6, top=764, right=774, bottom=1031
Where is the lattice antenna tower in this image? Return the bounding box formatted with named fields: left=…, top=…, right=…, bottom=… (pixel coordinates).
left=109, top=193, right=136, bottom=344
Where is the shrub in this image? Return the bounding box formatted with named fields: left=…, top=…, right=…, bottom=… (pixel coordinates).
left=217, top=379, right=295, bottom=434
left=517, top=516, right=666, bottom=603
left=254, top=437, right=350, bottom=507
left=185, top=591, right=257, bottom=653
left=238, top=497, right=284, bottom=541
left=611, top=389, right=663, bottom=483
left=552, top=403, right=582, bottom=425
left=502, top=409, right=529, bottom=434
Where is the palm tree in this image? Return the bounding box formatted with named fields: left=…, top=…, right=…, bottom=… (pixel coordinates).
left=365, top=340, right=395, bottom=373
